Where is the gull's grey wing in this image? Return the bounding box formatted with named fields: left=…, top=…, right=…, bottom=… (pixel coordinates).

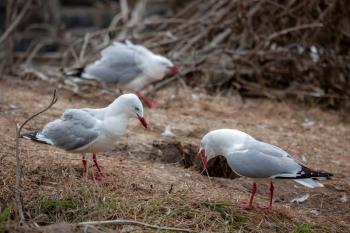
left=81, top=107, right=106, bottom=120
left=250, top=140, right=291, bottom=158
left=82, top=43, right=143, bottom=84
left=227, top=140, right=302, bottom=178
left=40, top=109, right=100, bottom=151
left=124, top=41, right=154, bottom=57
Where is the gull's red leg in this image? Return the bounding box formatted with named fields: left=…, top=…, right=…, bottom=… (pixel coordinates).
left=248, top=182, right=257, bottom=208
left=269, top=182, right=274, bottom=208
left=136, top=91, right=159, bottom=109
left=82, top=154, right=87, bottom=173
left=257, top=181, right=274, bottom=210
left=238, top=182, right=257, bottom=209
left=92, top=153, right=103, bottom=176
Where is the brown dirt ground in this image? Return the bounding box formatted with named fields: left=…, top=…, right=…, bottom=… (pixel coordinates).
left=0, top=78, right=349, bottom=233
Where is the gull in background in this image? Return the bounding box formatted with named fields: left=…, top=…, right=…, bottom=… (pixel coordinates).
left=64, top=41, right=179, bottom=108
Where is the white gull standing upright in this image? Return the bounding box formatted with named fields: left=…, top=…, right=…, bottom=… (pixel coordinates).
left=64, top=41, right=179, bottom=108
left=194, top=129, right=333, bottom=209
left=22, top=93, right=148, bottom=179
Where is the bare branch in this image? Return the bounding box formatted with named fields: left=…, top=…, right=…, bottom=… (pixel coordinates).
left=77, top=219, right=195, bottom=232
left=14, top=124, right=25, bottom=225
left=79, top=33, right=91, bottom=63
left=203, top=28, right=232, bottom=53
left=120, top=0, right=129, bottom=22
left=0, top=1, right=31, bottom=44
left=267, top=22, right=323, bottom=41
left=19, top=89, right=58, bottom=134
left=14, top=89, right=58, bottom=224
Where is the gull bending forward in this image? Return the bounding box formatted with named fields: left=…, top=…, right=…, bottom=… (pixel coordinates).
left=194, top=129, right=333, bottom=209
left=22, top=94, right=148, bottom=179
left=64, top=41, right=179, bottom=108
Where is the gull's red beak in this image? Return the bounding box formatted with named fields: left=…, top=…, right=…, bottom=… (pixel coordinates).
left=193, top=148, right=206, bottom=167
left=169, top=65, right=179, bottom=73
left=138, top=116, right=148, bottom=129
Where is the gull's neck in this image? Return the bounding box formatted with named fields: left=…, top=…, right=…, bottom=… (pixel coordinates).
left=103, top=114, right=129, bottom=137
left=142, top=55, right=165, bottom=81
left=102, top=101, right=130, bottom=136
left=216, top=141, right=249, bottom=159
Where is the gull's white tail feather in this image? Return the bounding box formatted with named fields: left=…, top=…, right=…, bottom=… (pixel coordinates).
left=294, top=178, right=324, bottom=188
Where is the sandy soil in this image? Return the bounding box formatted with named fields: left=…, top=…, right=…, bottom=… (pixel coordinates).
left=0, top=78, right=349, bottom=232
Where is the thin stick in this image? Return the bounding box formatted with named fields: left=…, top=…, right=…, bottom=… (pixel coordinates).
left=77, top=219, right=195, bottom=232
left=144, top=76, right=177, bottom=95
left=25, top=41, right=49, bottom=64
left=202, top=28, right=232, bottom=53
left=120, top=0, right=129, bottom=22
left=267, top=22, right=323, bottom=41
left=14, top=124, right=25, bottom=224
left=1, top=0, right=16, bottom=75
left=19, top=90, right=58, bottom=133
left=15, top=90, right=58, bottom=224
left=79, top=33, right=90, bottom=63
left=68, top=45, right=79, bottom=63
left=0, top=1, right=31, bottom=44
left=200, top=159, right=212, bottom=185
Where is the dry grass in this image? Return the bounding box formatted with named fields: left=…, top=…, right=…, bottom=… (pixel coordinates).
left=0, top=79, right=349, bottom=232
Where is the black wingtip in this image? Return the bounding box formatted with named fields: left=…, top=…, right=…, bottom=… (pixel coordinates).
left=21, top=131, right=50, bottom=145
left=299, top=165, right=333, bottom=179
left=62, top=67, right=84, bottom=77
left=21, top=131, right=37, bottom=140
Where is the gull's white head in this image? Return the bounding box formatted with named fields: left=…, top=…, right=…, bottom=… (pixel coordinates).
left=109, top=93, right=148, bottom=128
left=194, top=129, right=244, bottom=168
left=157, top=55, right=179, bottom=73
left=146, top=55, right=179, bottom=79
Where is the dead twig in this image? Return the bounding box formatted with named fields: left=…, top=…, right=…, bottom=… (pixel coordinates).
left=120, top=0, right=129, bottom=22
left=200, top=160, right=212, bottom=186
left=79, top=33, right=91, bottom=63
left=116, top=0, right=147, bottom=40
left=22, top=68, right=50, bottom=81
left=14, top=124, right=25, bottom=225
left=25, top=40, right=55, bottom=65
left=15, top=89, right=58, bottom=224
left=144, top=76, right=178, bottom=95
left=202, top=28, right=232, bottom=53
left=77, top=219, right=195, bottom=232
left=19, top=90, right=58, bottom=132
left=267, top=22, right=323, bottom=41
left=0, top=1, right=31, bottom=44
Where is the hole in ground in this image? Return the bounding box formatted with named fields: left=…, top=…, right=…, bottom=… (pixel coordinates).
left=151, top=139, right=239, bottom=179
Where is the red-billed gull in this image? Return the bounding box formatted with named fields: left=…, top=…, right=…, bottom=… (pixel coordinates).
left=22, top=93, right=148, bottom=179
left=194, top=129, right=332, bottom=209
left=64, top=41, right=179, bottom=108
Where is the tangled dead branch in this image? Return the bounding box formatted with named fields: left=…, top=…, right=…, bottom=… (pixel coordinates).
left=1, top=0, right=350, bottom=109
left=0, top=1, right=31, bottom=44
left=76, top=0, right=349, bottom=108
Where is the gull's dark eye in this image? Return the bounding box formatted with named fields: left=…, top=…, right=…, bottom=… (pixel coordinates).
left=135, top=106, right=140, bottom=111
